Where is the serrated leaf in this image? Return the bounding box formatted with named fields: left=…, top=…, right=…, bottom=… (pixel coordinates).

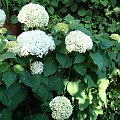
left=2, top=69, right=17, bottom=88
left=90, top=52, right=104, bottom=70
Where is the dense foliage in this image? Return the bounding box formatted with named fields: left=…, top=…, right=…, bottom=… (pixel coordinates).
left=0, top=0, right=120, bottom=120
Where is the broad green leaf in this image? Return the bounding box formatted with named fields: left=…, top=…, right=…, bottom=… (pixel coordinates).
left=82, top=16, right=92, bottom=23
left=67, top=80, right=89, bottom=110
left=48, top=74, right=64, bottom=92
left=74, top=64, right=86, bottom=75
left=0, top=62, right=10, bottom=72
left=61, top=0, right=69, bottom=4
left=77, top=8, right=86, bottom=16
left=44, top=59, right=58, bottom=76
left=6, top=35, right=16, bottom=41
left=47, top=7, right=54, bottom=15
left=71, top=3, right=78, bottom=12
left=0, top=91, right=3, bottom=101
left=0, top=52, right=16, bottom=61
left=24, top=114, right=49, bottom=120
left=84, top=75, right=96, bottom=88
left=0, top=41, right=6, bottom=53
left=98, top=78, right=109, bottom=107
left=74, top=53, right=85, bottom=64
left=65, top=14, right=74, bottom=23
left=2, top=86, right=27, bottom=110
left=99, top=38, right=115, bottom=49
left=90, top=52, right=104, bottom=70
left=2, top=69, right=17, bottom=88
left=56, top=53, right=72, bottom=68
left=0, top=109, right=12, bottom=120
left=10, top=15, right=18, bottom=24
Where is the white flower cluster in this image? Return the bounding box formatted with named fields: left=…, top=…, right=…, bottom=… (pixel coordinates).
left=65, top=30, right=93, bottom=53
left=17, top=3, right=49, bottom=28
left=6, top=41, right=20, bottom=54
left=30, top=61, right=43, bottom=74
left=49, top=96, right=73, bottom=120
left=0, top=9, right=6, bottom=27
left=17, top=30, right=55, bottom=57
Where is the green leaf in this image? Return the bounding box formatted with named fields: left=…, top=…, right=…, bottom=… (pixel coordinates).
left=48, top=74, right=64, bottom=92
left=84, top=75, right=96, bottom=88
left=90, top=52, right=104, bottom=70
left=10, top=15, right=18, bottom=24
left=0, top=52, right=16, bottom=61
left=2, top=69, right=17, bottom=88
left=61, top=0, right=69, bottom=4
left=56, top=53, right=72, bottom=68
left=0, top=62, right=10, bottom=72
left=71, top=3, right=78, bottom=12
left=24, top=114, right=49, bottom=120
left=2, top=86, right=27, bottom=110
left=65, top=14, right=74, bottom=23
left=98, top=78, right=109, bottom=107
left=44, top=59, right=58, bottom=76
left=0, top=41, right=6, bottom=53
left=67, top=80, right=89, bottom=111
left=74, top=53, right=85, bottom=64
left=74, top=64, right=86, bottom=75
left=6, top=35, right=16, bottom=41
left=0, top=109, right=12, bottom=120
left=77, top=8, right=86, bottom=16
left=47, top=7, right=54, bottom=15
left=82, top=16, right=92, bottom=23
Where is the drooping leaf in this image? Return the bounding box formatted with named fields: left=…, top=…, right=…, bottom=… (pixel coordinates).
left=0, top=62, right=10, bottom=72
left=67, top=80, right=89, bottom=111
left=44, top=59, right=58, bottom=76
left=0, top=52, right=16, bottom=61
left=90, top=52, right=104, bottom=70
left=2, top=69, right=17, bottom=88
left=56, top=53, right=72, bottom=68
left=74, top=64, right=86, bottom=75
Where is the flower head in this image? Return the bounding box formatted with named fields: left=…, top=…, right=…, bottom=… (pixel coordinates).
left=17, top=3, right=49, bottom=28
left=54, top=23, right=68, bottom=33
left=110, top=34, right=120, bottom=43
left=0, top=9, right=6, bottom=27
left=49, top=96, right=73, bottom=120
left=30, top=61, right=43, bottom=74
left=65, top=30, right=93, bottom=53
left=6, top=41, right=20, bottom=54
left=17, top=30, right=55, bottom=57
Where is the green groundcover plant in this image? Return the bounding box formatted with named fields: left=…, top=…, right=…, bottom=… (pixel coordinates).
left=0, top=0, right=120, bottom=120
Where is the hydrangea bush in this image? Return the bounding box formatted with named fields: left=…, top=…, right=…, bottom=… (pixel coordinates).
left=0, top=0, right=120, bottom=120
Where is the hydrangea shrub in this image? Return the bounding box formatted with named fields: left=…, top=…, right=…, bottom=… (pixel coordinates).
left=0, top=0, right=120, bottom=120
